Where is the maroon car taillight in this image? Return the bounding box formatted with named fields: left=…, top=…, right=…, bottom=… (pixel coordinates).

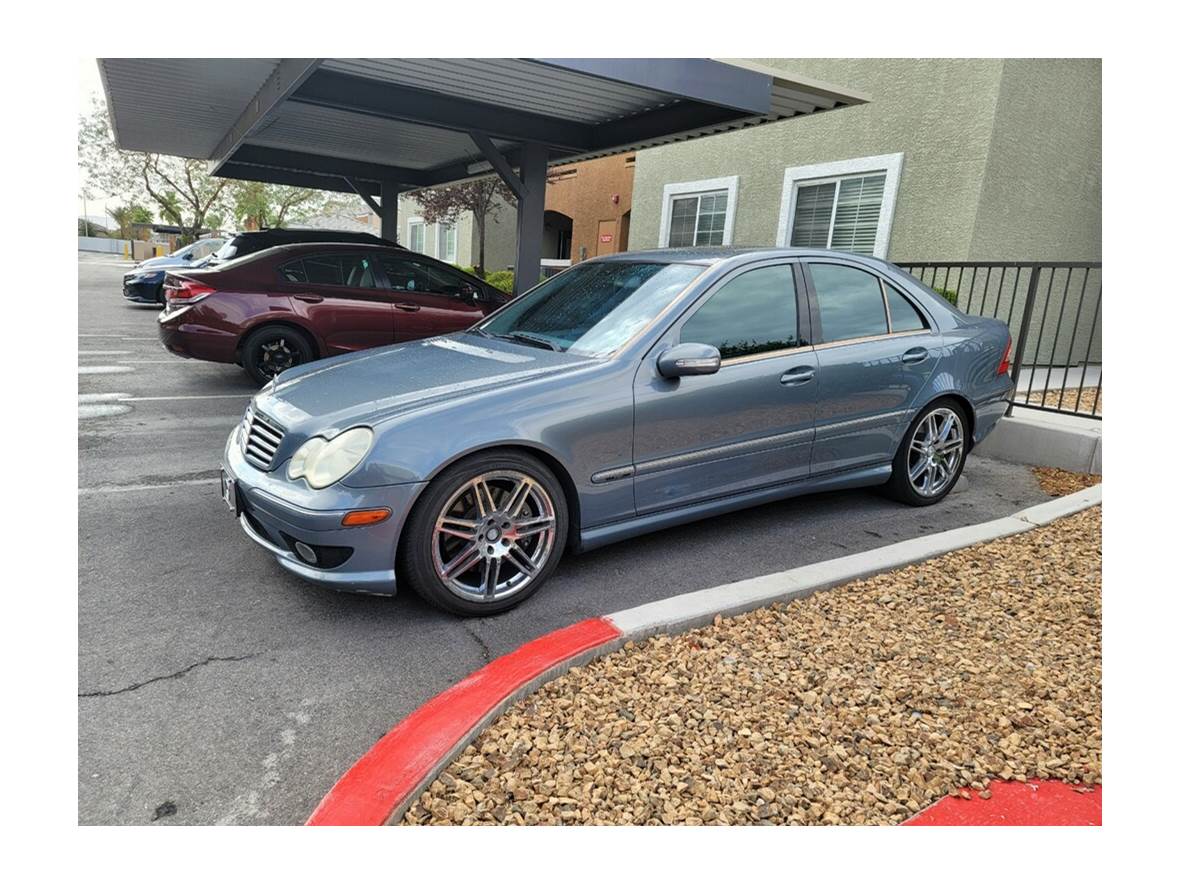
left=997, top=335, right=1012, bottom=375
left=164, top=275, right=216, bottom=305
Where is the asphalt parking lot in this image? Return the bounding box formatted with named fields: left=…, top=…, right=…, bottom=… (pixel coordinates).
left=77, top=251, right=1053, bottom=825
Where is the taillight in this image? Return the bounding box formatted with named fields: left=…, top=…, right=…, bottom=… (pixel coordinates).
left=164, top=275, right=216, bottom=304
left=997, top=336, right=1012, bottom=375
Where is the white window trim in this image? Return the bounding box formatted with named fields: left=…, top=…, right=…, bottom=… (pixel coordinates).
left=775, top=153, right=904, bottom=259
left=407, top=216, right=425, bottom=254
left=658, top=175, right=739, bottom=248
left=436, top=221, right=457, bottom=263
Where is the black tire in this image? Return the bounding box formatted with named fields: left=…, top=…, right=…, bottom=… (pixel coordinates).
left=400, top=449, right=569, bottom=616
left=241, top=325, right=314, bottom=385
left=155, top=284, right=165, bottom=306
left=883, top=398, right=969, bottom=506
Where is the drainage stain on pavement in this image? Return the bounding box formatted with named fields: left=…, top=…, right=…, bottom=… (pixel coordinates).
left=402, top=507, right=1101, bottom=826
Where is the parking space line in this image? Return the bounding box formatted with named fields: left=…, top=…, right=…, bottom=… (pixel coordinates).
left=79, top=335, right=160, bottom=339
left=79, top=365, right=135, bottom=374
left=125, top=394, right=252, bottom=402
left=80, top=350, right=133, bottom=356
left=79, top=477, right=219, bottom=494
left=79, top=393, right=132, bottom=402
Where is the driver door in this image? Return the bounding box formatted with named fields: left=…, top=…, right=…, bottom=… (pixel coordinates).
left=632, top=262, right=818, bottom=514
left=376, top=255, right=487, bottom=342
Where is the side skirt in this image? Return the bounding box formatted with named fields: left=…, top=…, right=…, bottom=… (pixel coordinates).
left=577, top=463, right=893, bottom=553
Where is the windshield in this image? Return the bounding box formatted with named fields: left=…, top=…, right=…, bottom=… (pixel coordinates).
left=475, top=262, right=701, bottom=357
left=212, top=238, right=242, bottom=261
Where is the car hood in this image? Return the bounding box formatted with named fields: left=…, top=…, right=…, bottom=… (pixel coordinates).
left=252, top=334, right=599, bottom=435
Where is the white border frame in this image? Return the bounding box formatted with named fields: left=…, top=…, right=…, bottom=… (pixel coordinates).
left=658, top=175, right=739, bottom=248
left=775, top=153, right=904, bottom=259
left=435, top=221, right=457, bottom=263
left=407, top=216, right=426, bottom=254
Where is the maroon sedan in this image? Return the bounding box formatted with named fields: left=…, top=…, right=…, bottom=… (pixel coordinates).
left=157, top=242, right=508, bottom=383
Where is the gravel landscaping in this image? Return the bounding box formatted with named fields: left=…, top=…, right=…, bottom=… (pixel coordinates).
left=1018, top=386, right=1102, bottom=415
left=1033, top=467, right=1101, bottom=497
left=402, top=508, right=1102, bottom=826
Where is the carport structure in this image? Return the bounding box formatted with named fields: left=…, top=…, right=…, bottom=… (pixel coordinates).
left=99, top=58, right=866, bottom=293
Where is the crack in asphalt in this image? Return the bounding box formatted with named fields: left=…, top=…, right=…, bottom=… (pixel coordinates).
left=79, top=654, right=258, bottom=698
left=462, top=622, right=493, bottom=664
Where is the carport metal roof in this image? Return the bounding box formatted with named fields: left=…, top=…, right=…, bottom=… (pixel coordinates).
left=99, top=58, right=867, bottom=292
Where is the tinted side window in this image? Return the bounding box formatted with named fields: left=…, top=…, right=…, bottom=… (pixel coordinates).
left=279, top=259, right=307, bottom=283
left=304, top=255, right=344, bottom=286
left=884, top=282, right=927, bottom=332
left=378, top=256, right=432, bottom=292
left=304, top=254, right=375, bottom=288
left=810, top=264, right=888, bottom=342
left=681, top=265, right=799, bottom=360
left=423, top=262, right=469, bottom=296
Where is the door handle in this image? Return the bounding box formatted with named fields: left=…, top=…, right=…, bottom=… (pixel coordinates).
left=901, top=346, right=929, bottom=364
left=292, top=294, right=323, bottom=303
left=394, top=302, right=421, bottom=312
left=780, top=367, right=815, bottom=385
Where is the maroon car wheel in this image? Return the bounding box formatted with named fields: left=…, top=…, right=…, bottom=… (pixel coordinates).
left=241, top=326, right=314, bottom=384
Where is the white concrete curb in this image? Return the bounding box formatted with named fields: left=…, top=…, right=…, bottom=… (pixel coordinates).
left=606, top=483, right=1101, bottom=640
left=974, top=411, right=1102, bottom=473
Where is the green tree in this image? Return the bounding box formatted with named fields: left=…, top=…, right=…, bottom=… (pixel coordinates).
left=109, top=202, right=152, bottom=239
left=229, top=180, right=326, bottom=230
left=79, top=96, right=229, bottom=244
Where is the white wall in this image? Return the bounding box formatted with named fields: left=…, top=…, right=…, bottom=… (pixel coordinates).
left=78, top=237, right=130, bottom=254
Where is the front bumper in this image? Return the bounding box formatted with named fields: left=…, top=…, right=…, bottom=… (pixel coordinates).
left=222, top=427, right=425, bottom=595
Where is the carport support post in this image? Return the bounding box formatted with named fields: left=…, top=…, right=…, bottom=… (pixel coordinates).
left=380, top=182, right=401, bottom=244
left=513, top=143, right=548, bottom=296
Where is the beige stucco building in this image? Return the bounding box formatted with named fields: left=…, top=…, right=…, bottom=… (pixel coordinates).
left=630, top=58, right=1101, bottom=262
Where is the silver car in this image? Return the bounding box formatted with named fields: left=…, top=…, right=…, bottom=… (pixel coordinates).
left=220, top=248, right=1014, bottom=615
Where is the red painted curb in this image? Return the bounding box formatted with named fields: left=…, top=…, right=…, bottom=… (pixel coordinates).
left=904, top=780, right=1101, bottom=826
left=306, top=616, right=622, bottom=826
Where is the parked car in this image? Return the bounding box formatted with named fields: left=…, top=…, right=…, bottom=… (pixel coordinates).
left=122, top=238, right=225, bottom=305
left=158, top=242, right=508, bottom=383
left=218, top=247, right=1014, bottom=616
left=204, top=228, right=393, bottom=267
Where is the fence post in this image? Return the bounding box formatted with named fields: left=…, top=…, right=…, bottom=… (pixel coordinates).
left=1006, top=266, right=1041, bottom=416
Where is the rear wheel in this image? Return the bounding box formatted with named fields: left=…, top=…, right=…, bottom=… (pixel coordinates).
left=401, top=450, right=568, bottom=616
left=884, top=400, right=968, bottom=506
left=241, top=326, right=314, bottom=384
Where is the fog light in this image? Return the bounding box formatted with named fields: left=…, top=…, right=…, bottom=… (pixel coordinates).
left=341, top=508, right=391, bottom=527
left=293, top=541, right=318, bottom=564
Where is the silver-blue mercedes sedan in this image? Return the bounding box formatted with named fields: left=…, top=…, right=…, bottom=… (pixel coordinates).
left=220, top=248, right=1014, bottom=615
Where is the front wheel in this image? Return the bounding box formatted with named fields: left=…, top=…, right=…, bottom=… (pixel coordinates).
left=884, top=400, right=968, bottom=506
left=400, top=451, right=568, bottom=616
left=241, top=326, right=314, bottom=385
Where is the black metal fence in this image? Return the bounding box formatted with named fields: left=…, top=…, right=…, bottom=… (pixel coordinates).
left=896, top=262, right=1102, bottom=420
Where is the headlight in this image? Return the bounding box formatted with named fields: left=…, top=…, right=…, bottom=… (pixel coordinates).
left=287, top=427, right=373, bottom=489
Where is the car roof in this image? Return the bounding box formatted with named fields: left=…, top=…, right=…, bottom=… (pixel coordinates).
left=229, top=229, right=390, bottom=243
left=594, top=246, right=896, bottom=272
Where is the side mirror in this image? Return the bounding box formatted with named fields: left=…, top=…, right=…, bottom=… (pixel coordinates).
left=657, top=342, right=722, bottom=378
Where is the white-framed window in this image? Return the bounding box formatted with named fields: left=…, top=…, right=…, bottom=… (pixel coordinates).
left=407, top=217, right=426, bottom=254
left=775, top=153, right=903, bottom=258
left=436, top=221, right=457, bottom=263
left=658, top=176, right=739, bottom=248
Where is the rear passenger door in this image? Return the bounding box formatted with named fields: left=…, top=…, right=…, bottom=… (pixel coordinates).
left=803, top=261, right=941, bottom=475
left=375, top=255, right=486, bottom=342
left=277, top=252, right=395, bottom=354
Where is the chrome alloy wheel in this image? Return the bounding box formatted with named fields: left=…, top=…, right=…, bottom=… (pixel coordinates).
left=907, top=407, right=964, bottom=497
left=259, top=338, right=296, bottom=377
left=431, top=470, right=558, bottom=603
